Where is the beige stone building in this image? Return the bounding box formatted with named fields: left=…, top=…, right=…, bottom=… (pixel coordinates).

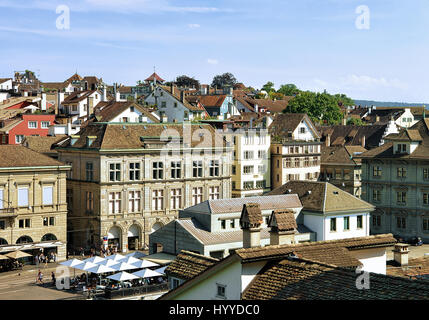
left=0, top=145, right=69, bottom=261
left=55, top=122, right=232, bottom=253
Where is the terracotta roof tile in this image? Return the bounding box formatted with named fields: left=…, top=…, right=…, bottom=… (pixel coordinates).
left=165, top=250, right=219, bottom=281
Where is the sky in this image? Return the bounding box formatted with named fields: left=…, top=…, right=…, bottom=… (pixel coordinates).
left=0, top=0, right=428, bottom=102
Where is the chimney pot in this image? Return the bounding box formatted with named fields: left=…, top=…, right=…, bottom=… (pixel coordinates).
left=393, top=243, right=409, bottom=266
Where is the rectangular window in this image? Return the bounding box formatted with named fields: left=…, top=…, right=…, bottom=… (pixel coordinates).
left=0, top=220, right=5, bottom=230
left=230, top=219, right=235, bottom=228
left=258, top=150, right=266, bottom=159
left=170, top=189, right=182, bottom=210
left=66, top=189, right=73, bottom=211
left=86, top=191, right=94, bottom=212
left=192, top=187, right=203, bottom=206
left=209, top=160, right=220, bottom=177
left=129, top=162, right=141, bottom=181
left=424, top=193, right=429, bottom=206
left=193, top=161, right=203, bottom=178
left=330, top=218, right=337, bottom=232
left=243, top=181, right=254, bottom=189
left=423, top=218, right=429, bottom=231
left=397, top=167, right=407, bottom=178
left=161, top=101, right=166, bottom=108
left=19, top=219, right=31, bottom=228
left=217, top=284, right=226, bottom=298
left=18, top=187, right=29, bottom=207
left=108, top=192, right=121, bottom=214
left=49, top=217, right=55, bottom=226
left=41, top=121, right=50, bottom=129
left=109, top=163, right=121, bottom=182
left=170, top=161, right=182, bottom=179
left=343, top=216, right=350, bottom=231
left=43, top=217, right=55, bottom=226
left=256, top=180, right=266, bottom=189
left=372, top=189, right=381, bottom=202
left=221, top=220, right=226, bottom=230
left=284, top=158, right=291, bottom=168
left=372, top=215, right=381, bottom=227
left=86, top=162, right=94, bottom=181
left=128, top=191, right=141, bottom=213
left=396, top=217, right=406, bottom=229
left=424, top=169, right=429, bottom=180
left=28, top=121, right=37, bottom=129
left=243, top=151, right=254, bottom=160
left=357, top=215, right=363, bottom=229
left=152, top=162, right=164, bottom=180
left=373, top=166, right=382, bottom=177
left=42, top=186, right=53, bottom=206
left=396, top=191, right=407, bottom=204
left=15, top=135, right=24, bottom=144
left=209, top=186, right=220, bottom=200
left=243, top=165, right=254, bottom=174
left=152, top=190, right=164, bottom=211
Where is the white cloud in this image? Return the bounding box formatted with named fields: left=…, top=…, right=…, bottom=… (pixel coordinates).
left=188, top=24, right=201, bottom=29
left=342, top=74, right=408, bottom=90
left=207, top=59, right=218, bottom=65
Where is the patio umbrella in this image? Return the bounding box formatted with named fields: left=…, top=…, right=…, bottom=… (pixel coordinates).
left=110, top=261, right=138, bottom=272
left=132, top=268, right=162, bottom=278
left=105, top=254, right=126, bottom=262
left=154, top=266, right=167, bottom=275
left=132, top=259, right=159, bottom=269
left=122, top=256, right=141, bottom=265
left=83, top=256, right=106, bottom=264
left=73, top=261, right=98, bottom=271
left=0, top=255, right=10, bottom=261
left=126, top=251, right=147, bottom=259
left=5, top=250, right=32, bottom=259
left=98, top=259, right=120, bottom=267
left=60, top=258, right=83, bottom=268
left=86, top=264, right=115, bottom=274
left=107, top=271, right=139, bottom=282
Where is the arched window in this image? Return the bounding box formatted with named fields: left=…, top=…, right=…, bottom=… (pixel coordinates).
left=41, top=234, right=57, bottom=242
left=0, top=238, right=7, bottom=245
left=151, top=222, right=163, bottom=233
left=16, top=236, right=33, bottom=244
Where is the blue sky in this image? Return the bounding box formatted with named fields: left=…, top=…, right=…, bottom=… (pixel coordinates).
left=0, top=0, right=428, bottom=102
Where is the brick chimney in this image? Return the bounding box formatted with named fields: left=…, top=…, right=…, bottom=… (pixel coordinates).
left=325, top=133, right=331, bottom=147
left=240, top=203, right=263, bottom=249
left=268, top=210, right=297, bottom=245
left=393, top=243, right=409, bottom=266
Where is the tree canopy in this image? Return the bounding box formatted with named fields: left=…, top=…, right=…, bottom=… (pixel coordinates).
left=277, top=84, right=300, bottom=96
left=285, top=90, right=353, bottom=125
left=175, top=75, right=200, bottom=89
left=211, top=72, right=237, bottom=88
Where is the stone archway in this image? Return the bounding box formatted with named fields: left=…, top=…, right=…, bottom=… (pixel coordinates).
left=41, top=233, right=57, bottom=242
left=127, top=224, right=141, bottom=251
left=0, top=238, right=7, bottom=245
left=151, top=222, right=164, bottom=233
left=107, top=226, right=122, bottom=251
left=16, top=236, right=33, bottom=244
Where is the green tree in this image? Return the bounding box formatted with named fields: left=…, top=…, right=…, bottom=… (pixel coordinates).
left=261, top=81, right=275, bottom=93
left=175, top=75, right=200, bottom=89
left=278, top=84, right=300, bottom=96
left=211, top=73, right=237, bottom=88
left=347, top=118, right=365, bottom=126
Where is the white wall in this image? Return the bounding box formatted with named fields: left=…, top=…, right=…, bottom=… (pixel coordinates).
left=110, top=107, right=155, bottom=123
left=173, top=260, right=243, bottom=300
left=323, top=213, right=370, bottom=241
left=0, top=92, right=10, bottom=103
left=349, top=247, right=387, bottom=274
left=293, top=119, right=318, bottom=141
left=0, top=79, right=12, bottom=91
left=303, top=214, right=324, bottom=241
left=241, top=261, right=266, bottom=292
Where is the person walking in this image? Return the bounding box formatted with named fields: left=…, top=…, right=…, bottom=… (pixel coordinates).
left=51, top=272, right=56, bottom=286
left=36, top=270, right=43, bottom=284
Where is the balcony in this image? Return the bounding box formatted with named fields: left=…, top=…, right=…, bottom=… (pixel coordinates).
left=0, top=207, right=17, bottom=218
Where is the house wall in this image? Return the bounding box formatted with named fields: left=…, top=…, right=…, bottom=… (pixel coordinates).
left=145, top=87, right=190, bottom=122
left=172, top=259, right=243, bottom=300
left=8, top=114, right=56, bottom=145
left=348, top=247, right=388, bottom=274
left=0, top=79, right=13, bottom=91
left=322, top=213, right=370, bottom=241
left=109, top=107, right=156, bottom=123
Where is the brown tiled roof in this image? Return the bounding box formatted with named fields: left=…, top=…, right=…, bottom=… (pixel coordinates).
left=41, top=82, right=69, bottom=91
left=0, top=145, right=67, bottom=168
left=267, top=181, right=374, bottom=213
left=358, top=119, right=429, bottom=160
left=242, top=258, right=429, bottom=300
left=54, top=122, right=226, bottom=150
left=0, top=78, right=12, bottom=84
left=236, top=234, right=396, bottom=262
left=387, top=256, right=429, bottom=279
left=92, top=101, right=159, bottom=123
left=62, top=90, right=97, bottom=104
left=192, top=95, right=226, bottom=108
left=160, top=86, right=205, bottom=112
left=164, top=250, right=219, bottom=281
left=385, top=129, right=422, bottom=142
left=321, top=145, right=367, bottom=165
left=145, top=72, right=165, bottom=83
left=65, top=73, right=83, bottom=82
left=317, top=124, right=388, bottom=149
left=254, top=98, right=293, bottom=113
left=240, top=203, right=263, bottom=226
left=22, top=135, right=68, bottom=154
left=269, top=113, right=320, bottom=140
left=186, top=194, right=302, bottom=215
left=268, top=210, right=297, bottom=232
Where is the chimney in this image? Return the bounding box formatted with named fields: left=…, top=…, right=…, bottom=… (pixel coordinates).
left=162, top=115, right=168, bottom=123
left=393, top=243, right=409, bottom=266
left=41, top=93, right=47, bottom=111
left=171, top=83, right=175, bottom=96
left=56, top=91, right=64, bottom=115
left=361, top=135, right=366, bottom=148
left=86, top=96, right=90, bottom=118
left=268, top=210, right=297, bottom=245
left=240, top=203, right=263, bottom=249
left=376, top=115, right=380, bottom=123
left=103, top=86, right=107, bottom=102
left=326, top=133, right=331, bottom=147
left=181, top=90, right=186, bottom=103
left=115, top=91, right=120, bottom=102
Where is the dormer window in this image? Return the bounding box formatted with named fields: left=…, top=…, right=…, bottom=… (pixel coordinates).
left=396, top=143, right=407, bottom=154
left=86, top=136, right=96, bottom=147
left=70, top=135, right=80, bottom=146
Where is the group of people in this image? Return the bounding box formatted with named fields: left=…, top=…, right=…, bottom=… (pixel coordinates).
left=34, top=251, right=57, bottom=266
left=0, top=259, right=22, bottom=273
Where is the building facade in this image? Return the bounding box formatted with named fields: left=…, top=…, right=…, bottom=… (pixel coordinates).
left=55, top=122, right=233, bottom=253
left=359, top=119, right=429, bottom=241
left=0, top=145, right=69, bottom=261
left=269, top=114, right=321, bottom=189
